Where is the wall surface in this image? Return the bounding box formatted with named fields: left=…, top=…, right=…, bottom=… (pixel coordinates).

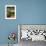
left=0, top=0, right=46, bottom=44
left=17, top=0, right=46, bottom=24
left=0, top=0, right=18, bottom=44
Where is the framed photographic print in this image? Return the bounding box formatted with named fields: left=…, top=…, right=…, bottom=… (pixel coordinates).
left=5, top=5, right=16, bottom=19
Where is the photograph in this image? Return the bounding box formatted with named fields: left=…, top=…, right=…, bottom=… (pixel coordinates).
left=5, top=5, right=16, bottom=19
